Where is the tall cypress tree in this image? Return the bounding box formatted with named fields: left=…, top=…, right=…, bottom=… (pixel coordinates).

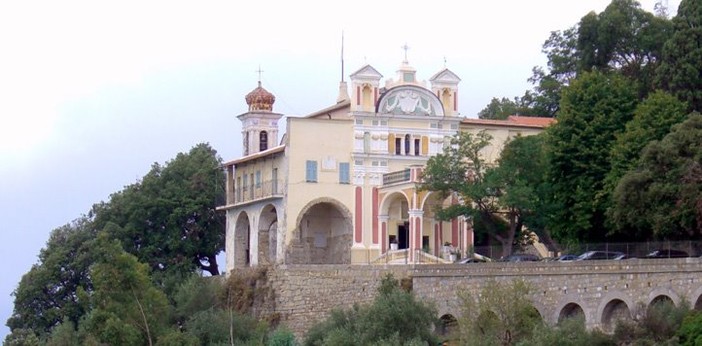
left=546, top=71, right=637, bottom=243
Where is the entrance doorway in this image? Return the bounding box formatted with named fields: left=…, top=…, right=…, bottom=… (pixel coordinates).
left=398, top=222, right=409, bottom=249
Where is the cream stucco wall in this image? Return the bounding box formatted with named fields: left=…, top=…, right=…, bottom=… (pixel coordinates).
left=284, top=117, right=355, bottom=249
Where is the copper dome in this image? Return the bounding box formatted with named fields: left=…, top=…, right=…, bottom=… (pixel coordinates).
left=245, top=82, right=275, bottom=111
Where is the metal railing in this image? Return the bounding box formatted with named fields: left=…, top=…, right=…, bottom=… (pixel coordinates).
left=473, top=240, right=702, bottom=261
left=231, top=179, right=285, bottom=205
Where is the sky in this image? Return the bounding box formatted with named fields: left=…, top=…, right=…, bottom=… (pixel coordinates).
left=0, top=0, right=679, bottom=339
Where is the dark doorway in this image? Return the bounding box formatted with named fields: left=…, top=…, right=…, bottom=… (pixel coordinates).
left=398, top=222, right=409, bottom=249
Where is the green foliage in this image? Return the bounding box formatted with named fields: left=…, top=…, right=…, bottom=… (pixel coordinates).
left=546, top=71, right=638, bottom=242
left=172, top=275, right=222, bottom=324
left=656, top=0, right=702, bottom=112
left=303, top=274, right=439, bottom=346
left=2, top=328, right=41, bottom=346
left=518, top=317, right=614, bottom=346
left=7, top=217, right=97, bottom=336
left=610, top=300, right=689, bottom=345
left=45, top=320, right=79, bottom=346
left=92, top=143, right=225, bottom=278
left=79, top=233, right=172, bottom=345
left=611, top=113, right=702, bottom=239
left=678, top=310, right=702, bottom=345
left=607, top=91, right=689, bottom=237
left=457, top=280, right=542, bottom=346
left=154, top=330, right=199, bottom=346
left=267, top=327, right=298, bottom=346
left=479, top=97, right=519, bottom=119
left=421, top=129, right=550, bottom=256
left=184, top=308, right=267, bottom=346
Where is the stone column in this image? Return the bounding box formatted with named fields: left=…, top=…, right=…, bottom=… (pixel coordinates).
left=408, top=209, right=423, bottom=263
left=379, top=215, right=389, bottom=253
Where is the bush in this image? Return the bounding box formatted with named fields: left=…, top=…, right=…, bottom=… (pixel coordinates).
left=303, top=274, right=439, bottom=346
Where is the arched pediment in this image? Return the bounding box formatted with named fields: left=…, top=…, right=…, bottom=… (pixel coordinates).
left=376, top=85, right=445, bottom=116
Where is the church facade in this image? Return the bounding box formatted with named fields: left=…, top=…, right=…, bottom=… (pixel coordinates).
left=218, top=58, right=554, bottom=272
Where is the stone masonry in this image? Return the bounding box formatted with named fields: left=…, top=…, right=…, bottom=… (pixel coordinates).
left=265, top=258, right=702, bottom=338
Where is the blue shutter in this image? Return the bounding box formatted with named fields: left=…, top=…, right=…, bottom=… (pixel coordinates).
left=339, top=162, right=350, bottom=184
left=306, top=160, right=317, bottom=182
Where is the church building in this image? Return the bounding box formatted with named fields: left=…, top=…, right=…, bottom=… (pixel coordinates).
left=218, top=55, right=554, bottom=272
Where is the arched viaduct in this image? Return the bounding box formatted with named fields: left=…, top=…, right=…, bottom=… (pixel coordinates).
left=263, top=258, right=702, bottom=337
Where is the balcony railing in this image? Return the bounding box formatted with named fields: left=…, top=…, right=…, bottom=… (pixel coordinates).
left=382, top=169, right=411, bottom=185
left=230, top=179, right=284, bottom=205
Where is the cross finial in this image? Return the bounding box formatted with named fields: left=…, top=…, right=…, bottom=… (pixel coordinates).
left=443, top=56, right=447, bottom=68
left=401, top=43, right=410, bottom=63
left=256, top=65, right=264, bottom=86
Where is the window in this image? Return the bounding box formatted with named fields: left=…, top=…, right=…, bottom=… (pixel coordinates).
left=404, top=134, right=410, bottom=155
left=380, top=120, right=388, bottom=126
left=355, top=119, right=364, bottom=125
left=414, top=139, right=420, bottom=156
left=236, top=177, right=241, bottom=201
left=380, top=161, right=388, bottom=167
left=450, top=124, right=458, bottom=130
left=259, top=131, right=268, bottom=151
left=339, top=162, right=350, bottom=184
left=372, top=120, right=379, bottom=126
left=395, top=138, right=402, bottom=155
left=255, top=171, right=261, bottom=188
left=354, top=159, right=363, bottom=166
left=306, top=160, right=318, bottom=182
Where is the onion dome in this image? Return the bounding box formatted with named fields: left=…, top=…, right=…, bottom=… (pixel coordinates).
left=245, top=81, right=275, bottom=111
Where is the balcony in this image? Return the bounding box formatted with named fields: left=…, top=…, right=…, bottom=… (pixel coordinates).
left=382, top=169, right=411, bottom=185
left=230, top=179, right=285, bottom=206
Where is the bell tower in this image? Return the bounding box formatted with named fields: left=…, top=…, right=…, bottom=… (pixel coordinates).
left=238, top=73, right=283, bottom=156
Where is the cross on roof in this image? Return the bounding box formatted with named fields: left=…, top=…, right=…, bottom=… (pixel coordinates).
left=256, top=65, right=264, bottom=84
left=401, top=43, right=410, bottom=62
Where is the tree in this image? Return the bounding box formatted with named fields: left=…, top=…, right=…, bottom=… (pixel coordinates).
left=6, top=217, right=97, bottom=337
left=420, top=131, right=549, bottom=257
left=92, top=143, right=225, bottom=278
left=656, top=0, right=702, bottom=112
left=479, top=97, right=518, bottom=119
left=78, top=233, right=172, bottom=346
left=546, top=71, right=638, bottom=243
left=456, top=280, right=542, bottom=346
left=609, top=113, right=702, bottom=240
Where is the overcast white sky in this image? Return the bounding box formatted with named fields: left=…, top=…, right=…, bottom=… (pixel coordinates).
left=0, top=0, right=678, bottom=338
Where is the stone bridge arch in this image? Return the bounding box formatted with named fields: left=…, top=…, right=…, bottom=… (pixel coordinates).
left=597, top=291, right=634, bottom=332
left=288, top=197, right=353, bottom=264
left=689, top=286, right=702, bottom=310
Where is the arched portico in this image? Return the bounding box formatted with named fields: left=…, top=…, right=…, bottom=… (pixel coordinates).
left=234, top=212, right=251, bottom=268
left=258, top=204, right=279, bottom=265
left=379, top=191, right=411, bottom=252
left=288, top=198, right=353, bottom=264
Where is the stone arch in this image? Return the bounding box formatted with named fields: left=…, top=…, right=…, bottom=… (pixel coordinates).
left=379, top=191, right=411, bottom=250
left=379, top=191, right=410, bottom=215
left=557, top=303, right=586, bottom=325
left=690, top=286, right=702, bottom=310
left=600, top=296, right=632, bottom=332
left=289, top=198, right=353, bottom=264
left=437, top=314, right=458, bottom=338
left=234, top=211, right=251, bottom=268
left=647, top=287, right=680, bottom=309
left=258, top=204, right=279, bottom=265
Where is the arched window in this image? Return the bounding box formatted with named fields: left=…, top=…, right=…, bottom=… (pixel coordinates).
left=260, top=131, right=268, bottom=151
left=404, top=134, right=410, bottom=155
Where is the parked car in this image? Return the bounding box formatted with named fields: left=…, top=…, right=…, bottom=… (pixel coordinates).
left=555, top=254, right=578, bottom=262
left=575, top=250, right=627, bottom=261
left=499, top=253, right=541, bottom=262
left=457, top=253, right=492, bottom=264
left=643, top=249, right=689, bottom=258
